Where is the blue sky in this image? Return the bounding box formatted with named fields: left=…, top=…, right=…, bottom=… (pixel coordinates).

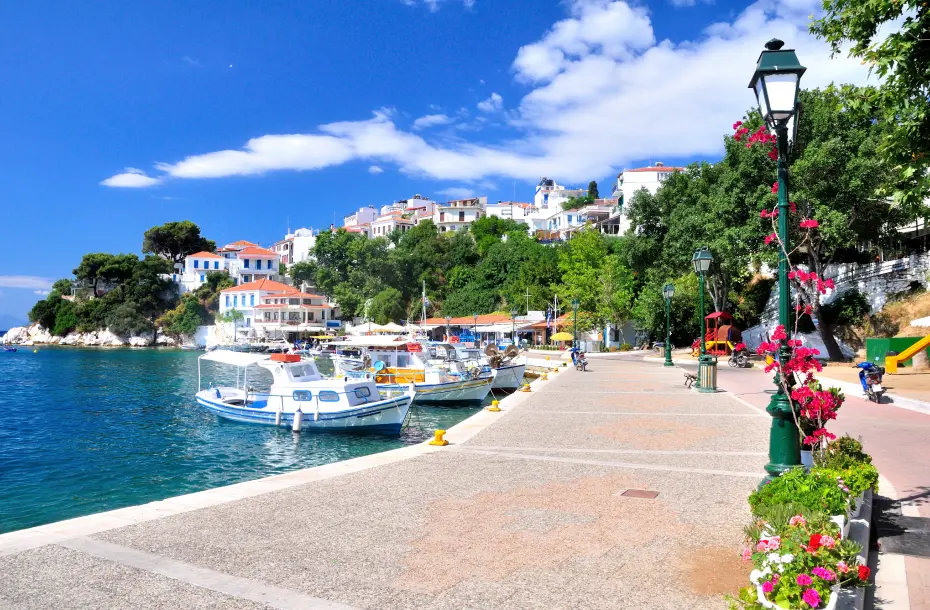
left=0, top=0, right=870, bottom=325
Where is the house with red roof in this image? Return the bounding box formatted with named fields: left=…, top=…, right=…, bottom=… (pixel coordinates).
left=218, top=279, right=339, bottom=338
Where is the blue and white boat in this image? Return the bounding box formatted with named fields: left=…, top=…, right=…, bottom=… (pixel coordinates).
left=195, top=351, right=415, bottom=434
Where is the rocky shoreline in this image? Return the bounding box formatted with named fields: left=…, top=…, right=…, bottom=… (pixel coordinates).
left=1, top=324, right=177, bottom=347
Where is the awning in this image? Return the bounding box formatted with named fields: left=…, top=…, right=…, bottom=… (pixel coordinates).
left=199, top=351, right=271, bottom=367
left=475, top=322, right=535, bottom=333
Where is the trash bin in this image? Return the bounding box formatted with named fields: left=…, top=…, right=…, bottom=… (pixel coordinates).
left=698, top=355, right=717, bottom=392
left=655, top=341, right=665, bottom=358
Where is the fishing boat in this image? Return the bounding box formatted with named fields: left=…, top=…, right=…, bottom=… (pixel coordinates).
left=2, top=347, right=17, bottom=353
left=180, top=344, right=202, bottom=351
left=195, top=351, right=415, bottom=433
left=452, top=343, right=526, bottom=391
left=331, top=337, right=492, bottom=404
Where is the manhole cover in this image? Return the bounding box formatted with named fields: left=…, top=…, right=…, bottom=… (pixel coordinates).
left=619, top=489, right=659, bottom=499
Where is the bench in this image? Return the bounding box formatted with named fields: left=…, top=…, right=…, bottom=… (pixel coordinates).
left=683, top=372, right=697, bottom=388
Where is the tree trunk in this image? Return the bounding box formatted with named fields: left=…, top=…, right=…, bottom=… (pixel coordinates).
left=813, top=302, right=845, bottom=361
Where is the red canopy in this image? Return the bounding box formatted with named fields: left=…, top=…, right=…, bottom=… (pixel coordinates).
left=705, top=311, right=733, bottom=320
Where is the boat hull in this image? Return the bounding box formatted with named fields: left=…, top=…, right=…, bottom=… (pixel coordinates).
left=491, top=363, right=526, bottom=391
left=194, top=392, right=412, bottom=434
left=379, top=377, right=491, bottom=404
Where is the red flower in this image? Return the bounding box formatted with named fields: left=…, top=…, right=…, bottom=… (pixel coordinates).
left=858, top=565, right=870, bottom=580
left=771, top=182, right=779, bottom=193
left=733, top=121, right=743, bottom=130
left=789, top=201, right=797, bottom=213
left=772, top=325, right=788, bottom=341
left=808, top=533, right=822, bottom=551
left=768, top=148, right=778, bottom=161
left=764, top=233, right=777, bottom=245
left=800, top=218, right=819, bottom=229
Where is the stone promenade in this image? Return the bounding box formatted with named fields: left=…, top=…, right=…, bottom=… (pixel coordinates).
left=0, top=358, right=768, bottom=610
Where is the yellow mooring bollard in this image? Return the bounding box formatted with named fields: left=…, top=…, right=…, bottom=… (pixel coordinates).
left=551, top=367, right=559, bottom=373
left=545, top=356, right=550, bottom=360
left=486, top=399, right=501, bottom=412
left=520, top=383, right=532, bottom=392
left=540, top=373, right=548, bottom=381
left=429, top=429, right=449, bottom=446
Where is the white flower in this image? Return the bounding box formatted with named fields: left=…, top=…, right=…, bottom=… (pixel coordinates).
left=767, top=552, right=781, bottom=564
left=781, top=554, right=795, bottom=563
left=750, top=569, right=764, bottom=584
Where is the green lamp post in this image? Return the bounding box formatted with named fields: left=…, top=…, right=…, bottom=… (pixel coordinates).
left=510, top=309, right=518, bottom=346
left=750, top=38, right=806, bottom=480
left=572, top=298, right=580, bottom=348
left=662, top=283, right=675, bottom=367
left=692, top=247, right=713, bottom=390
left=473, top=312, right=479, bottom=346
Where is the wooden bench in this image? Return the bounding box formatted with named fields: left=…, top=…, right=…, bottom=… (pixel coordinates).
left=683, top=372, right=697, bottom=388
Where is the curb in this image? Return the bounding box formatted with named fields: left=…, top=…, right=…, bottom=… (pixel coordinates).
left=836, top=490, right=873, bottom=610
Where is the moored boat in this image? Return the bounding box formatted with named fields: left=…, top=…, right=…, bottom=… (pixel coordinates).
left=195, top=351, right=414, bottom=433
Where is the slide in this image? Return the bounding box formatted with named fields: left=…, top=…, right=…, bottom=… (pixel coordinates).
left=884, top=333, right=930, bottom=373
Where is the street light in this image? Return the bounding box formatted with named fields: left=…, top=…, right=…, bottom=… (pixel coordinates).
left=692, top=247, right=713, bottom=391
left=662, top=283, right=675, bottom=367
left=510, top=309, right=517, bottom=346
left=473, top=312, right=479, bottom=345
left=571, top=298, right=580, bottom=348
left=445, top=316, right=452, bottom=342
left=750, top=38, right=806, bottom=480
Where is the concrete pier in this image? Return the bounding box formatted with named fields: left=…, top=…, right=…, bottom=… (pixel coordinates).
left=0, top=357, right=767, bottom=609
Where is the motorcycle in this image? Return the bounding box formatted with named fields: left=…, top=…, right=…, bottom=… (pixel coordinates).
left=856, top=361, right=885, bottom=403
left=728, top=345, right=751, bottom=368
left=570, top=346, right=588, bottom=371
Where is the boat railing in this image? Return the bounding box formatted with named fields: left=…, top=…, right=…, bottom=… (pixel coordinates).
left=238, top=384, right=412, bottom=418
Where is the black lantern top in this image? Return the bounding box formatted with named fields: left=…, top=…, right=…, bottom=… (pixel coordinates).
left=692, top=247, right=713, bottom=275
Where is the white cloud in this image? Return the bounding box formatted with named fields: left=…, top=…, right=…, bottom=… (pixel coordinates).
left=437, top=186, right=477, bottom=199
left=182, top=56, right=202, bottom=67
left=476, top=93, right=503, bottom=113
left=100, top=168, right=161, bottom=188
left=368, top=165, right=384, bottom=174
left=34, top=290, right=50, bottom=296
left=103, top=0, right=872, bottom=186
left=0, top=276, right=54, bottom=290
left=403, top=0, right=473, bottom=11
left=412, top=113, right=453, bottom=129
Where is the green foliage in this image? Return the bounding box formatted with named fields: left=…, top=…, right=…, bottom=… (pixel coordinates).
left=815, top=436, right=879, bottom=495
left=105, top=302, right=152, bottom=337
left=192, top=272, right=235, bottom=313
left=820, top=290, right=871, bottom=326
left=157, top=294, right=208, bottom=338
left=748, top=467, right=851, bottom=518
left=811, top=3, right=930, bottom=207
left=618, top=343, right=632, bottom=351
left=733, top=277, right=774, bottom=329
left=288, top=260, right=318, bottom=289
left=142, top=221, right=215, bottom=263
left=561, top=195, right=594, bottom=210
left=587, top=180, right=599, bottom=200
left=29, top=293, right=62, bottom=329
left=51, top=300, right=77, bottom=336
left=52, top=278, right=73, bottom=294
left=367, top=287, right=405, bottom=324
left=73, top=253, right=139, bottom=296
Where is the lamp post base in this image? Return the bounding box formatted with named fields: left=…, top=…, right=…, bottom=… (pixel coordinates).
left=762, top=389, right=801, bottom=485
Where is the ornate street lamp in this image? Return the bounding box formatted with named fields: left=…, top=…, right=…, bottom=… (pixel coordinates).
left=750, top=38, right=806, bottom=480
left=692, top=247, right=713, bottom=391
left=445, top=316, right=452, bottom=342
left=473, top=312, right=479, bottom=345
left=662, top=283, right=675, bottom=367
left=571, top=298, right=580, bottom=348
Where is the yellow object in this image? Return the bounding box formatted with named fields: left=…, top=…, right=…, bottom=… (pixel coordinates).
left=551, top=331, right=574, bottom=341
left=765, top=355, right=774, bottom=366
left=429, top=429, right=449, bottom=446
left=545, top=356, right=550, bottom=360
left=541, top=373, right=548, bottom=381
left=885, top=332, right=930, bottom=373
left=487, top=400, right=501, bottom=412
left=520, top=384, right=531, bottom=392
left=33, top=349, right=38, bottom=353
left=551, top=367, right=559, bottom=373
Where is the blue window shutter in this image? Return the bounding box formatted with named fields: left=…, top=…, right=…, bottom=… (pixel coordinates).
left=244, top=259, right=249, bottom=268
left=214, top=261, right=219, bottom=269
left=200, top=274, right=205, bottom=282
left=257, top=259, right=262, bottom=270
left=194, top=260, right=199, bottom=269
left=234, top=295, right=238, bottom=307
left=225, top=295, right=230, bottom=307
left=250, top=294, right=254, bottom=306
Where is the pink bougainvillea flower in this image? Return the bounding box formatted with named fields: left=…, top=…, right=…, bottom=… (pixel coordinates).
left=733, top=121, right=743, bottom=130
left=764, top=233, right=777, bottom=245
left=802, top=588, right=822, bottom=607
left=789, top=201, right=797, bottom=213
left=771, top=182, right=779, bottom=193
left=741, top=547, right=752, bottom=561
left=772, top=325, right=788, bottom=341
left=796, top=573, right=813, bottom=586
left=734, top=342, right=747, bottom=352
left=768, top=148, right=778, bottom=160
left=800, top=218, right=819, bottom=229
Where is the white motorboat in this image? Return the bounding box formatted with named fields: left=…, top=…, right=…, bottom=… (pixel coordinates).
left=331, top=337, right=492, bottom=405
left=452, top=344, right=526, bottom=391
left=195, top=351, right=414, bottom=434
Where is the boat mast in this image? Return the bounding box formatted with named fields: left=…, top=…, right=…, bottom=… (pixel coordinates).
left=421, top=279, right=427, bottom=333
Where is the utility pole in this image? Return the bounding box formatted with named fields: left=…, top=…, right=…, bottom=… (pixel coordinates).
left=524, top=288, right=531, bottom=314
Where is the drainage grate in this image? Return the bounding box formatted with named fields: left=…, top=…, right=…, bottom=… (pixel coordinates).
left=619, top=489, right=659, bottom=499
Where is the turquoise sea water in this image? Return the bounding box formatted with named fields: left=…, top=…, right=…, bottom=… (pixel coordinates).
left=0, top=348, right=485, bottom=534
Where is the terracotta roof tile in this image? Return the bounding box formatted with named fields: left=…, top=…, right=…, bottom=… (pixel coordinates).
left=188, top=251, right=222, bottom=259
left=221, top=279, right=294, bottom=293
left=238, top=246, right=278, bottom=257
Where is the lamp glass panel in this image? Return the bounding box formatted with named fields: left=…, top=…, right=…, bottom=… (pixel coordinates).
left=762, top=73, right=798, bottom=120
left=754, top=80, right=769, bottom=120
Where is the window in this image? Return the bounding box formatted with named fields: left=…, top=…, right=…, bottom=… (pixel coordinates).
left=459, top=211, right=465, bottom=222
left=245, top=318, right=251, bottom=327
left=193, top=259, right=199, bottom=269
left=439, top=212, right=445, bottom=222
left=397, top=354, right=410, bottom=367
left=225, top=295, right=230, bottom=307
left=567, top=215, right=573, bottom=223
left=292, top=390, right=313, bottom=401
left=214, top=261, right=219, bottom=269
left=243, top=259, right=249, bottom=268
left=354, top=387, right=371, bottom=400
left=250, top=294, right=255, bottom=306
left=200, top=274, right=205, bottom=282
left=256, top=259, right=262, bottom=270
left=318, top=390, right=339, bottom=402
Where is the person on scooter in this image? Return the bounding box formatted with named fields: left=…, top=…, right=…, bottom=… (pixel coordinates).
left=855, top=361, right=879, bottom=394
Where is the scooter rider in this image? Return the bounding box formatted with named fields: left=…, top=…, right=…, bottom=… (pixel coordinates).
left=856, top=361, right=879, bottom=394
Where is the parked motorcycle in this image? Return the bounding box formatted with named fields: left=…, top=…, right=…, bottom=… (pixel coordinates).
left=570, top=346, right=588, bottom=371
left=728, top=348, right=751, bottom=368
left=856, top=361, right=885, bottom=403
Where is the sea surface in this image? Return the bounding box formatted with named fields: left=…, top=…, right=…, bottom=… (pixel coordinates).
left=0, top=348, right=487, bottom=534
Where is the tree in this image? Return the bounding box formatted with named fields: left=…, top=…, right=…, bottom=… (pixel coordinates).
left=157, top=294, right=208, bottom=339
left=73, top=253, right=112, bottom=297
left=29, top=293, right=62, bottom=330
left=192, top=272, right=235, bottom=312
left=811, top=4, right=930, bottom=207
left=588, top=180, right=599, bottom=200
left=218, top=308, right=244, bottom=338
left=52, top=278, right=73, bottom=295
left=106, top=302, right=152, bottom=337
left=597, top=255, right=635, bottom=343
left=556, top=228, right=608, bottom=314
left=288, top=261, right=318, bottom=290
left=368, top=287, right=405, bottom=324
left=142, top=221, right=216, bottom=264
left=561, top=195, right=595, bottom=211
left=52, top=300, right=78, bottom=336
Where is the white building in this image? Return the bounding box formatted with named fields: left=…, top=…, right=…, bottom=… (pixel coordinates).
left=614, top=162, right=684, bottom=232
left=433, top=197, right=486, bottom=233
left=226, top=246, right=281, bottom=284
left=171, top=251, right=226, bottom=294
left=272, top=228, right=317, bottom=265
left=254, top=290, right=337, bottom=333
left=370, top=211, right=415, bottom=237
left=344, top=207, right=378, bottom=228
left=218, top=279, right=295, bottom=334
left=533, top=177, right=585, bottom=213
left=344, top=224, right=371, bottom=238
left=402, top=195, right=435, bottom=224
left=484, top=201, right=534, bottom=223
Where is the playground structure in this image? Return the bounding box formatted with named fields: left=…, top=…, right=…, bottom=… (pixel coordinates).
left=884, top=332, right=930, bottom=373
left=692, top=312, right=743, bottom=357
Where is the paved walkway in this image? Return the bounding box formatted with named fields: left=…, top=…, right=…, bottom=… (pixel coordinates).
left=0, top=358, right=769, bottom=609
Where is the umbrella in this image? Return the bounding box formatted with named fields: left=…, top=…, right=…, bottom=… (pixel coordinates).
left=551, top=331, right=574, bottom=341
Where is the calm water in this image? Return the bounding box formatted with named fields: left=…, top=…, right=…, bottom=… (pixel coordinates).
left=0, top=348, right=486, bottom=534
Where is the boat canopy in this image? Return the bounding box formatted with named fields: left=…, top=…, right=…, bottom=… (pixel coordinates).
left=199, top=350, right=271, bottom=367
left=329, top=336, right=411, bottom=347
